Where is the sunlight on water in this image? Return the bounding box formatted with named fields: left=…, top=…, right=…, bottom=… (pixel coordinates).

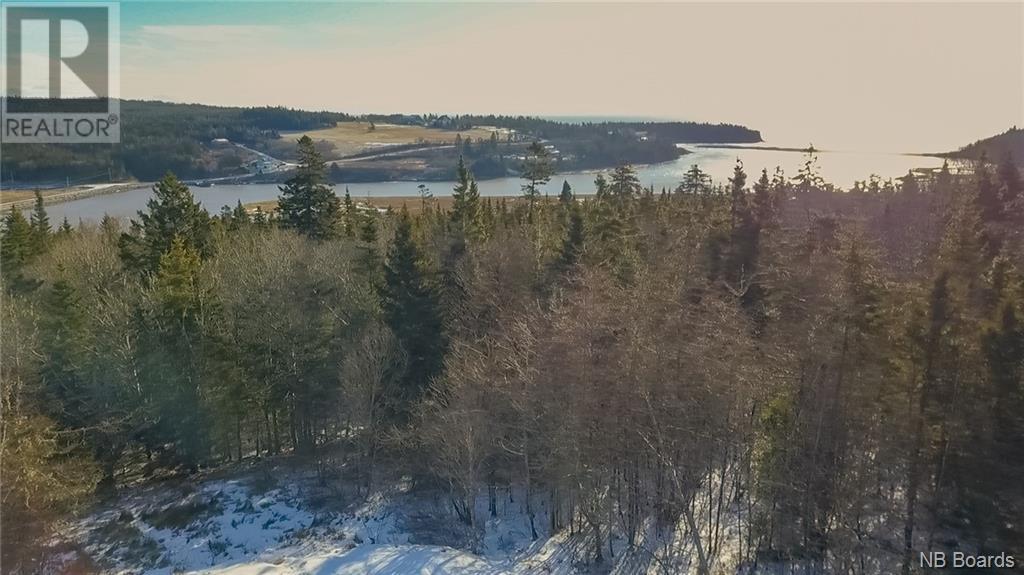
left=46, top=146, right=948, bottom=223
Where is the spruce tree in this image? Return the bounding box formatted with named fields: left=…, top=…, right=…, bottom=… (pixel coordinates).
left=230, top=201, right=251, bottom=231
left=343, top=187, right=357, bottom=238
left=379, top=207, right=446, bottom=418
left=559, top=180, right=574, bottom=205
left=39, top=274, right=89, bottom=429
left=29, top=190, right=50, bottom=254
left=119, top=172, right=213, bottom=275
left=278, top=136, right=341, bottom=239
left=520, top=141, right=554, bottom=210
left=677, top=164, right=711, bottom=196
left=610, top=164, right=641, bottom=203
left=99, top=213, right=120, bottom=241
left=451, top=156, right=481, bottom=240
left=728, top=159, right=749, bottom=231
left=752, top=168, right=775, bottom=228
left=555, top=201, right=585, bottom=274
left=1, top=206, right=33, bottom=274
left=57, top=217, right=73, bottom=236
left=155, top=236, right=203, bottom=319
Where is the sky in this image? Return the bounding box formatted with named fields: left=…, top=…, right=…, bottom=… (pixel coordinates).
left=24, top=1, right=1024, bottom=152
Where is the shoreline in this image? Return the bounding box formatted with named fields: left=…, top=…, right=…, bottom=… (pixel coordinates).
left=1, top=182, right=150, bottom=211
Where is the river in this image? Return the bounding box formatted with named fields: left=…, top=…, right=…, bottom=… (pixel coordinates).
left=45, top=145, right=946, bottom=223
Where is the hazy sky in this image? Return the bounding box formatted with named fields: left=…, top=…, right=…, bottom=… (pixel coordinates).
left=111, top=2, right=1024, bottom=151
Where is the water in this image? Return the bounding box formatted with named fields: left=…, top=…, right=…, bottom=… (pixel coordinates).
left=46, top=146, right=946, bottom=223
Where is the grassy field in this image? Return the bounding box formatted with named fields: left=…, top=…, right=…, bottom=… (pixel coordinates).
left=284, top=122, right=501, bottom=156
left=0, top=188, right=65, bottom=204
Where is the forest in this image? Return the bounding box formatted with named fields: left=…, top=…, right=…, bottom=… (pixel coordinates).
left=0, top=100, right=761, bottom=186
left=1, top=134, right=1022, bottom=573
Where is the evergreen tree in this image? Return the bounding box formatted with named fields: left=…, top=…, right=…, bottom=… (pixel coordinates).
left=99, top=213, right=120, bottom=241
left=559, top=180, right=574, bottom=205
left=609, top=164, right=642, bottom=202
left=451, top=156, right=481, bottom=240
left=29, top=190, right=50, bottom=254
left=229, top=201, right=251, bottom=231
left=752, top=168, right=775, bottom=228
left=728, top=159, right=749, bottom=230
left=119, top=172, right=213, bottom=275
left=155, top=236, right=203, bottom=319
left=1, top=206, right=33, bottom=274
left=38, top=274, right=88, bottom=429
left=139, top=235, right=209, bottom=467
left=520, top=141, right=554, bottom=210
left=57, top=217, right=73, bottom=236
left=594, top=173, right=610, bottom=200
left=253, top=206, right=269, bottom=227
left=677, top=164, right=711, bottom=195
left=278, top=135, right=341, bottom=239
left=343, top=187, right=357, bottom=238
left=379, top=207, right=446, bottom=418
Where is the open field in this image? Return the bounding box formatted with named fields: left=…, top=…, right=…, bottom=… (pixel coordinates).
left=0, top=188, right=69, bottom=204
left=283, top=122, right=501, bottom=156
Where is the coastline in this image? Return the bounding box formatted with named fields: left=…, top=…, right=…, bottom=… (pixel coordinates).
left=1, top=182, right=150, bottom=211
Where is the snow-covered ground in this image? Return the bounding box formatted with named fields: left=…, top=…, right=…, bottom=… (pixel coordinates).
left=50, top=462, right=745, bottom=575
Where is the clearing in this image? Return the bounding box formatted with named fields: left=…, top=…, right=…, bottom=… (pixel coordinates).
left=284, top=122, right=502, bottom=156
left=45, top=457, right=744, bottom=574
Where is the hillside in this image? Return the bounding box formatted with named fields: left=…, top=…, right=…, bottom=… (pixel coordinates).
left=0, top=100, right=760, bottom=186
left=947, top=127, right=1024, bottom=163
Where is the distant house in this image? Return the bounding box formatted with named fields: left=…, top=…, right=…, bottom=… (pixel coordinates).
left=211, top=138, right=230, bottom=146
left=431, top=115, right=455, bottom=129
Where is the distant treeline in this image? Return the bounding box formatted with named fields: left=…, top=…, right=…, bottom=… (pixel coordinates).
left=2, top=100, right=758, bottom=185
left=1, top=100, right=347, bottom=184
left=946, top=127, right=1024, bottom=163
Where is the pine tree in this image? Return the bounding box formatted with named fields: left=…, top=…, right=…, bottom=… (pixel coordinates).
left=278, top=136, right=341, bottom=239
left=677, top=164, right=711, bottom=196
left=119, top=172, right=213, bottom=275
left=520, top=141, right=554, bottom=210
left=155, top=236, right=203, bottom=319
left=57, top=217, right=73, bottom=236
left=451, top=156, right=481, bottom=240
left=99, top=213, right=120, bottom=240
left=594, top=173, right=610, bottom=200
left=230, top=201, right=251, bottom=230
left=609, top=164, right=641, bottom=202
left=343, top=187, right=357, bottom=238
left=29, top=190, right=50, bottom=254
left=379, top=207, right=446, bottom=418
left=39, top=274, right=87, bottom=429
left=728, top=159, right=749, bottom=231
left=752, top=168, right=775, bottom=228
left=1, top=206, right=33, bottom=274
left=253, top=206, right=269, bottom=227
left=559, top=180, right=574, bottom=205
